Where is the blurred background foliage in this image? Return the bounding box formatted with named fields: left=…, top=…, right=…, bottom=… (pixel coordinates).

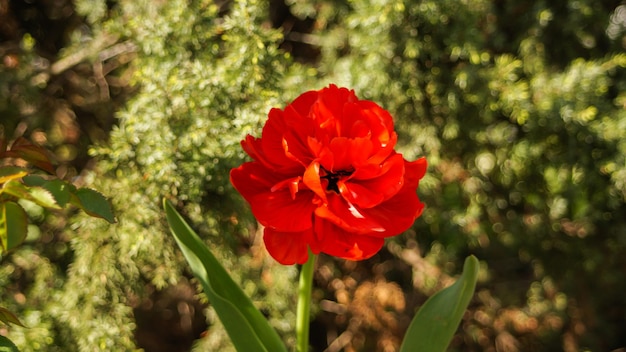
left=0, top=0, right=625, bottom=351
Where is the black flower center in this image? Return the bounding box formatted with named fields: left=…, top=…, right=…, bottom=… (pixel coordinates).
left=320, top=167, right=353, bottom=193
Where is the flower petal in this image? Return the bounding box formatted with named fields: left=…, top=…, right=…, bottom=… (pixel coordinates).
left=314, top=194, right=385, bottom=234
left=312, top=85, right=357, bottom=138
left=404, top=157, right=428, bottom=188
left=314, top=217, right=384, bottom=260
left=303, top=160, right=327, bottom=202
left=359, top=183, right=424, bottom=237
left=323, top=137, right=373, bottom=172
left=250, top=191, right=315, bottom=232
left=231, top=162, right=316, bottom=231
left=258, top=109, right=303, bottom=172
left=337, top=180, right=384, bottom=209
left=263, top=228, right=312, bottom=265
left=270, top=176, right=301, bottom=200
left=281, top=104, right=318, bottom=166
left=343, top=153, right=406, bottom=207
left=289, top=90, right=319, bottom=118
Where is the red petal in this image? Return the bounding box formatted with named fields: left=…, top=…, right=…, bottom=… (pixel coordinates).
left=250, top=191, right=316, bottom=232
left=231, top=162, right=316, bottom=232
left=314, top=194, right=385, bottom=234
left=258, top=109, right=303, bottom=172
left=289, top=90, right=319, bottom=118
left=303, top=161, right=327, bottom=202
left=337, top=181, right=384, bottom=209
left=241, top=135, right=273, bottom=169
left=281, top=104, right=318, bottom=166
left=230, top=161, right=279, bottom=197
left=311, top=85, right=357, bottom=139
left=356, top=100, right=395, bottom=137
left=314, top=217, right=384, bottom=260
left=359, top=184, right=424, bottom=238
left=264, top=228, right=313, bottom=265
left=270, top=176, right=301, bottom=200
left=344, top=154, right=405, bottom=207
left=367, top=132, right=398, bottom=165
left=404, top=157, right=428, bottom=188
left=324, top=137, right=373, bottom=172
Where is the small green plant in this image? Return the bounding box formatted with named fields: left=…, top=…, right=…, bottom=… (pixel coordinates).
left=0, top=130, right=115, bottom=349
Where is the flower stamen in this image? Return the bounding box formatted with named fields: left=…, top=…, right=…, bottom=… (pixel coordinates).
left=320, top=167, right=353, bottom=193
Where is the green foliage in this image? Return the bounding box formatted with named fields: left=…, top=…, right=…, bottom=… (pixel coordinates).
left=400, top=256, right=479, bottom=352
left=0, top=137, right=114, bottom=256
left=0, top=134, right=114, bottom=350
left=1, top=0, right=625, bottom=351
left=165, top=199, right=287, bottom=352
left=2, top=0, right=298, bottom=350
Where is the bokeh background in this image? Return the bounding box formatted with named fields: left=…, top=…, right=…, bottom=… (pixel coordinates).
left=1, top=0, right=625, bottom=351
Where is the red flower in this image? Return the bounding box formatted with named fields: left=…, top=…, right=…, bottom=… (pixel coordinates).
left=230, top=85, right=427, bottom=265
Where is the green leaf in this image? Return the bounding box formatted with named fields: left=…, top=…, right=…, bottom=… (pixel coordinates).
left=400, top=255, right=479, bottom=352
left=26, top=187, right=59, bottom=209
left=164, top=199, right=287, bottom=352
left=0, top=202, right=28, bottom=252
left=23, top=176, right=71, bottom=207
left=1, top=181, right=60, bottom=209
left=71, top=188, right=115, bottom=223
left=0, top=306, right=25, bottom=327
left=0, top=335, right=20, bottom=352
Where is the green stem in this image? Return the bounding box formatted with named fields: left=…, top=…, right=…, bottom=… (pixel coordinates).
left=296, top=250, right=316, bottom=352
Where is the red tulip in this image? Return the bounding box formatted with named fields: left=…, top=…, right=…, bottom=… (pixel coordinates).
left=230, top=85, right=427, bottom=264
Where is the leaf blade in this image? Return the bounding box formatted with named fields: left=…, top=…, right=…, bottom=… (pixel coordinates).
left=400, top=255, right=479, bottom=352
left=23, top=177, right=71, bottom=208
left=71, top=188, right=115, bottom=223
left=2, top=181, right=60, bottom=209
left=164, top=199, right=287, bottom=352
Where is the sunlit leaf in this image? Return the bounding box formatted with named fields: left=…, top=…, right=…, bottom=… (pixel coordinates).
left=1, top=181, right=59, bottom=209
left=400, top=255, right=479, bottom=352
left=26, top=187, right=59, bottom=209
left=164, top=199, right=287, bottom=352
left=0, top=167, right=28, bottom=184
left=23, top=176, right=71, bottom=207
left=1, top=180, right=31, bottom=200
left=71, top=188, right=115, bottom=223
left=0, top=307, right=25, bottom=327
left=0, top=201, right=28, bottom=252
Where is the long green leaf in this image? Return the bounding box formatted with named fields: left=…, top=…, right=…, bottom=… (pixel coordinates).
left=400, top=255, right=479, bottom=352
left=164, top=199, right=287, bottom=352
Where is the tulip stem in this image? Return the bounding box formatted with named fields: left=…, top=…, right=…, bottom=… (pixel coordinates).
left=296, top=249, right=316, bottom=352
